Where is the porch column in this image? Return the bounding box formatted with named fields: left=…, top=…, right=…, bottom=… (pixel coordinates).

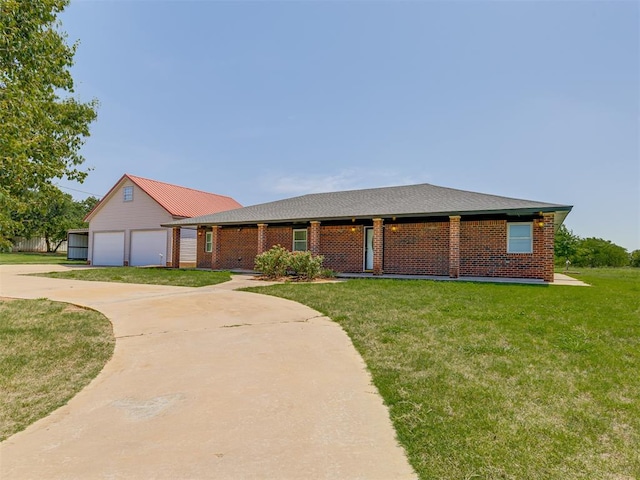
left=542, top=213, right=555, bottom=283
left=449, top=216, right=461, bottom=278
left=211, top=226, right=222, bottom=270
left=257, top=223, right=268, bottom=254
left=373, top=218, right=384, bottom=275
left=309, top=221, right=321, bottom=255
left=171, top=227, right=181, bottom=268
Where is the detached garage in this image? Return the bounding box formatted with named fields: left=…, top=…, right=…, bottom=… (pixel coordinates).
left=85, top=174, right=241, bottom=267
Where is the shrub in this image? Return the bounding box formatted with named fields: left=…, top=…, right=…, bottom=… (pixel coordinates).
left=321, top=268, right=336, bottom=278
left=254, top=245, right=326, bottom=281
left=288, top=251, right=324, bottom=281
left=254, top=245, right=290, bottom=278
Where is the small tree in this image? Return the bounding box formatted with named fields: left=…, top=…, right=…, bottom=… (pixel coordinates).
left=554, top=225, right=580, bottom=265
left=630, top=250, right=640, bottom=268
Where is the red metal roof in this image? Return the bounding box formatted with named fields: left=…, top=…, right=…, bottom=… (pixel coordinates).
left=85, top=174, right=242, bottom=221
left=127, top=174, right=242, bottom=218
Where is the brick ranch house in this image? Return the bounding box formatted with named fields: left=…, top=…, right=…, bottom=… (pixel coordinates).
left=164, top=183, right=572, bottom=282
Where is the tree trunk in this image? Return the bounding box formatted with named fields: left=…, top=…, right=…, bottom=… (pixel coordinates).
left=53, top=239, right=65, bottom=253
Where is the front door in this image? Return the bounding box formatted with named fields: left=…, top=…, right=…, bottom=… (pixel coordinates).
left=364, top=227, right=374, bottom=271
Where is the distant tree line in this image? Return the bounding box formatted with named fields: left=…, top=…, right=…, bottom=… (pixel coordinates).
left=555, top=225, right=639, bottom=268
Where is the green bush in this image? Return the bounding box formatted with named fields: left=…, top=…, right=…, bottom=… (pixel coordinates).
left=321, top=268, right=336, bottom=278
left=288, top=251, right=324, bottom=281
left=254, top=245, right=326, bottom=281
left=254, top=245, right=290, bottom=278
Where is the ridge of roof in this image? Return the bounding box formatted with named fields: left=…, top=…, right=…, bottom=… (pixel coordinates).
left=279, top=182, right=548, bottom=204
left=125, top=174, right=236, bottom=201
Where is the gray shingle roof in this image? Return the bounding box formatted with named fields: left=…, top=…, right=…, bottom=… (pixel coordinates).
left=165, top=183, right=572, bottom=227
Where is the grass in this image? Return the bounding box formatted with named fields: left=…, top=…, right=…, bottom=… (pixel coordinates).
left=0, top=252, right=85, bottom=265
left=0, top=298, right=115, bottom=441
left=38, top=267, right=232, bottom=287
left=246, top=269, right=640, bottom=479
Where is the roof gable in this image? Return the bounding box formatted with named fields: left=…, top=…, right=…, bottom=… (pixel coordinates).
left=85, top=174, right=242, bottom=221
left=166, top=183, right=572, bottom=227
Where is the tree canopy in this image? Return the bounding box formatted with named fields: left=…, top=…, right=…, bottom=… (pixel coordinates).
left=0, top=0, right=98, bottom=249
left=16, top=186, right=98, bottom=252
left=555, top=225, right=633, bottom=268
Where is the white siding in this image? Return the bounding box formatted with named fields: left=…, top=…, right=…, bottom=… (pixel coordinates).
left=180, top=228, right=197, bottom=263
left=88, top=179, right=174, bottom=266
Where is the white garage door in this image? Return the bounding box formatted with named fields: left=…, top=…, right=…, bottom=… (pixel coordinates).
left=130, top=230, right=167, bottom=267
left=93, top=232, right=125, bottom=266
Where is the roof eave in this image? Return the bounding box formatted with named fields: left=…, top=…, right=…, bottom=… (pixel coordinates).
left=162, top=205, right=573, bottom=228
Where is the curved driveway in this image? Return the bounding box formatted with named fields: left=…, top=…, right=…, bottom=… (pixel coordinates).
left=0, top=265, right=416, bottom=479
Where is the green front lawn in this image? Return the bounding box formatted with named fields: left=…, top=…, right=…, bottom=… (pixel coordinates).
left=0, top=252, right=85, bottom=265
left=39, top=267, right=232, bottom=287
left=246, top=269, right=640, bottom=479
left=0, top=299, right=115, bottom=441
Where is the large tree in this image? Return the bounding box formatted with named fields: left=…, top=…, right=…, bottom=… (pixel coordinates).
left=0, top=0, right=98, bottom=250
left=17, top=186, right=98, bottom=252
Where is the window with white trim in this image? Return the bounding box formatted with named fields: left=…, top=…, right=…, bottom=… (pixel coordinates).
left=507, top=223, right=533, bottom=253
left=205, top=231, right=213, bottom=253
left=123, top=186, right=133, bottom=202
left=293, top=229, right=308, bottom=252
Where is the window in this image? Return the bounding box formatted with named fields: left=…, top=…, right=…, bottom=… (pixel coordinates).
left=205, top=231, right=213, bottom=253
left=123, top=186, right=133, bottom=202
left=507, top=223, right=533, bottom=253
left=293, top=229, right=307, bottom=252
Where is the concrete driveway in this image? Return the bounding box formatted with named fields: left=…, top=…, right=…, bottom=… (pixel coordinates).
left=0, top=265, right=416, bottom=479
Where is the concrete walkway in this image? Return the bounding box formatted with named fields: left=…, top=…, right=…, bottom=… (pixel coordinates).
left=337, top=272, right=589, bottom=286
left=0, top=265, right=416, bottom=480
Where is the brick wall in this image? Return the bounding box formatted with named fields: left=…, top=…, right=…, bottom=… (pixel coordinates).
left=196, top=227, right=212, bottom=268
left=320, top=225, right=364, bottom=273
left=383, top=221, right=449, bottom=275
left=266, top=226, right=293, bottom=251
left=541, top=213, right=555, bottom=282
left=194, top=216, right=554, bottom=280
left=219, top=226, right=258, bottom=270
left=459, top=219, right=546, bottom=279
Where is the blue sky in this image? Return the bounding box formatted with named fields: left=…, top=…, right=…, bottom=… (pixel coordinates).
left=58, top=0, right=639, bottom=251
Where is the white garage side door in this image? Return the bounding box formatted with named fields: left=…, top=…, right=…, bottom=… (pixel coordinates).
left=93, top=232, right=125, bottom=266
left=130, top=230, right=167, bottom=267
